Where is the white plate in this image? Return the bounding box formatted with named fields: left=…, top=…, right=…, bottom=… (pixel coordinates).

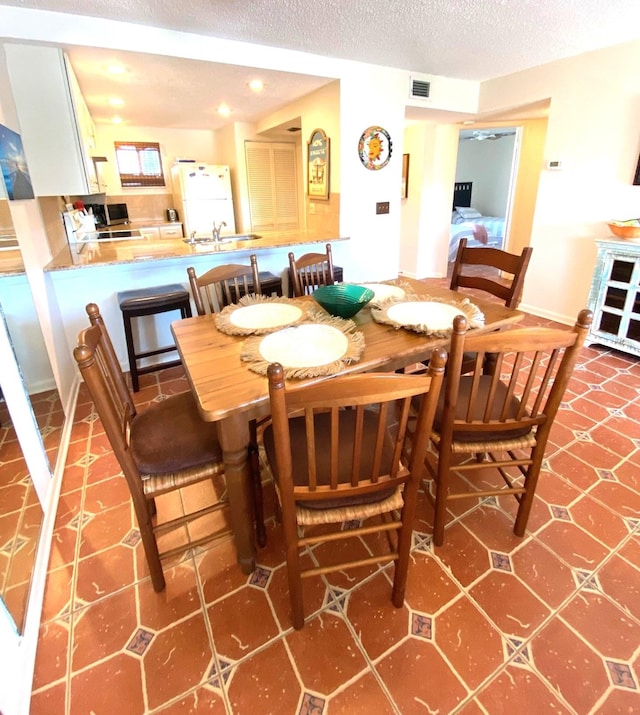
left=386, top=301, right=463, bottom=331
left=259, top=324, right=349, bottom=368
left=229, top=302, right=303, bottom=330
left=364, top=283, right=406, bottom=302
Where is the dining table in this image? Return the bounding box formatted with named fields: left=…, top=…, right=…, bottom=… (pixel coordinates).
left=170, top=276, right=524, bottom=573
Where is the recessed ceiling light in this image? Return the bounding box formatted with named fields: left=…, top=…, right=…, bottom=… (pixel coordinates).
left=107, top=64, right=126, bottom=75
left=217, top=104, right=231, bottom=117
left=109, top=97, right=124, bottom=107
left=247, top=79, right=264, bottom=92
left=111, top=115, right=123, bottom=124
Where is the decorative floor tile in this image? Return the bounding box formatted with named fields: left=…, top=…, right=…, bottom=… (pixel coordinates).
left=25, top=338, right=640, bottom=714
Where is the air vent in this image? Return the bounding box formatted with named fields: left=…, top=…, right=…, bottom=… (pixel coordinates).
left=410, top=78, right=431, bottom=100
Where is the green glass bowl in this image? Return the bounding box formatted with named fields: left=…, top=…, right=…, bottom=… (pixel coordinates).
left=312, top=284, right=375, bottom=319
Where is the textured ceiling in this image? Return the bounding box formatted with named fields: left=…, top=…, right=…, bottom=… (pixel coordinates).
left=1, top=0, right=639, bottom=130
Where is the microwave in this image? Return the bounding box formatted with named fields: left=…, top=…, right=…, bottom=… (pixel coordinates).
left=86, top=202, right=129, bottom=227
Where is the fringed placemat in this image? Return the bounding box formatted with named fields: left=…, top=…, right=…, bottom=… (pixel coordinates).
left=371, top=294, right=485, bottom=336
left=241, top=311, right=365, bottom=379
left=214, top=294, right=309, bottom=336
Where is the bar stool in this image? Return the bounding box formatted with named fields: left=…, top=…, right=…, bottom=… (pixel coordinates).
left=255, top=271, right=283, bottom=298
left=117, top=284, right=192, bottom=392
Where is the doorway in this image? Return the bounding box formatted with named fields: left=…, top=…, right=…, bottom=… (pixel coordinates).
left=449, top=126, right=520, bottom=267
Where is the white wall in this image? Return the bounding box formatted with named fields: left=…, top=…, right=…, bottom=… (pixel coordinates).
left=94, top=124, right=216, bottom=196
left=455, top=134, right=516, bottom=217
left=479, top=39, right=640, bottom=324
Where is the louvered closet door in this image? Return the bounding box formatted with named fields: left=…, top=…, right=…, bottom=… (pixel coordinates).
left=245, top=142, right=299, bottom=232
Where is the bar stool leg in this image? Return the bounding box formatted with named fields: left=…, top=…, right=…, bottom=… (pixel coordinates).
left=122, top=313, right=140, bottom=392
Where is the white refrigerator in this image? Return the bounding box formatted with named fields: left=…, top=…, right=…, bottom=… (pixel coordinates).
left=171, top=163, right=236, bottom=238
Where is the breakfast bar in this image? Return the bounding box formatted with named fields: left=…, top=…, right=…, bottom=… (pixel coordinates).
left=42, top=230, right=351, bottom=379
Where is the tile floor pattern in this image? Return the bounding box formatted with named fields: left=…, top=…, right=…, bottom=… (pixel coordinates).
left=29, top=306, right=640, bottom=714
left=1, top=388, right=64, bottom=632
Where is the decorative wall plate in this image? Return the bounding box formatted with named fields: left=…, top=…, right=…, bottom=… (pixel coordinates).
left=358, top=126, right=392, bottom=170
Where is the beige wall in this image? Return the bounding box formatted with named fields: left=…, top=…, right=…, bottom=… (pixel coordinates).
left=479, top=40, right=640, bottom=323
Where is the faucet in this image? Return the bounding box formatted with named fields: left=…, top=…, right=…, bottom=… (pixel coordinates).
left=212, top=220, right=227, bottom=242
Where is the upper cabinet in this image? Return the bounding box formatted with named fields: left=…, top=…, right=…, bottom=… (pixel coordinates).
left=4, top=44, right=99, bottom=196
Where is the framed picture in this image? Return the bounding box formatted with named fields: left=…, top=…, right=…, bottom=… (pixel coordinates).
left=0, top=123, right=34, bottom=200
left=401, top=153, right=410, bottom=198
left=634, top=152, right=640, bottom=186
left=308, top=128, right=330, bottom=200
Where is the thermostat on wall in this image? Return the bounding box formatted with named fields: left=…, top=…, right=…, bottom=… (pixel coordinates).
left=546, top=160, right=563, bottom=170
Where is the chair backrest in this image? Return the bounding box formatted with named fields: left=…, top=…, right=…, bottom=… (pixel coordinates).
left=267, top=349, right=447, bottom=509
left=288, top=243, right=335, bottom=297
left=450, top=238, right=533, bottom=308
left=440, top=309, right=593, bottom=447
left=74, top=304, right=140, bottom=485
left=188, top=254, right=261, bottom=314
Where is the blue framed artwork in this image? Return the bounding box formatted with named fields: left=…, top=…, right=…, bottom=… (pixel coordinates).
left=0, top=123, right=34, bottom=200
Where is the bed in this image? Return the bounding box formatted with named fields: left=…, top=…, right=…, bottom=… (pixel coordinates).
left=449, top=181, right=506, bottom=261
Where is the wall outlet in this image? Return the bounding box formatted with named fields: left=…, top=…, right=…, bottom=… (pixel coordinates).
left=309, top=202, right=316, bottom=214
left=376, top=201, right=390, bottom=214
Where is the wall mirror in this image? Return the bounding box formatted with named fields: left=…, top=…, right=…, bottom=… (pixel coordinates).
left=0, top=199, right=62, bottom=634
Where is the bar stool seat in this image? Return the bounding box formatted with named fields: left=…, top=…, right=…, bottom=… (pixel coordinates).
left=117, top=284, right=192, bottom=392
left=255, top=271, right=283, bottom=297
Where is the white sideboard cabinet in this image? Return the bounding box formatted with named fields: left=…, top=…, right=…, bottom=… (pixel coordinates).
left=585, top=237, right=640, bottom=357
left=4, top=44, right=99, bottom=196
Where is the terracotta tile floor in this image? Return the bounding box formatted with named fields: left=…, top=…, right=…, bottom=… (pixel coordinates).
left=29, top=305, right=640, bottom=714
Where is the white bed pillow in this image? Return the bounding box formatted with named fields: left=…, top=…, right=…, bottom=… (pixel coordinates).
left=455, top=206, right=482, bottom=219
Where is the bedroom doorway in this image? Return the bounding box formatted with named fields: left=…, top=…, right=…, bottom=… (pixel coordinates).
left=449, top=126, right=520, bottom=269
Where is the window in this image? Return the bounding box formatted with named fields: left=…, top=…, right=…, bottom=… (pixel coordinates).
left=114, top=141, right=165, bottom=187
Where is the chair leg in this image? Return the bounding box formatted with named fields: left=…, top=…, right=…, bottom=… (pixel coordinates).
left=513, top=454, right=544, bottom=536
left=392, top=480, right=420, bottom=607
left=433, top=452, right=452, bottom=547
left=249, top=420, right=266, bottom=547
left=132, top=499, right=165, bottom=591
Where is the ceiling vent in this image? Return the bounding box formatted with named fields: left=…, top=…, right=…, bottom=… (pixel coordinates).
left=410, top=78, right=431, bottom=100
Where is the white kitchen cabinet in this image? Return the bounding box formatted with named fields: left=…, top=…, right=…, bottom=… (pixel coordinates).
left=159, top=223, right=184, bottom=239
left=4, top=44, right=99, bottom=196
left=141, top=227, right=161, bottom=240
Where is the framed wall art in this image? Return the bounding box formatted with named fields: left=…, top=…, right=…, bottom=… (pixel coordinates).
left=358, top=126, right=392, bottom=170
left=308, top=128, right=330, bottom=200
left=0, top=123, right=34, bottom=200
left=401, top=153, right=410, bottom=198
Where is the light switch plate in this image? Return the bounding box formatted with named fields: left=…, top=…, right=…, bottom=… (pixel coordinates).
left=376, top=202, right=390, bottom=214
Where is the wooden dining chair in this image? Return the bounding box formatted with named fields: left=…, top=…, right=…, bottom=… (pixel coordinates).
left=263, top=349, right=447, bottom=629
left=417, top=308, right=592, bottom=546
left=73, top=303, right=245, bottom=592
left=448, top=238, right=534, bottom=376
left=450, top=237, right=533, bottom=309
left=288, top=243, right=335, bottom=297
left=187, top=254, right=262, bottom=315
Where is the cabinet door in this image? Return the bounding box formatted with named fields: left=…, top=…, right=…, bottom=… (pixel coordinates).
left=159, top=224, right=184, bottom=239
left=141, top=227, right=161, bottom=240
left=5, top=44, right=95, bottom=196
left=588, top=249, right=640, bottom=355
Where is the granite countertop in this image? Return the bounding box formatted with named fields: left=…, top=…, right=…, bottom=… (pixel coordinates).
left=44, top=230, right=348, bottom=271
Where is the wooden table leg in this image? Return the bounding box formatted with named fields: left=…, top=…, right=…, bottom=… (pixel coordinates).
left=217, top=413, right=256, bottom=573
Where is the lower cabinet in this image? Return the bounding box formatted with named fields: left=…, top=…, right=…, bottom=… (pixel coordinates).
left=586, top=237, right=640, bottom=357
left=159, top=224, right=184, bottom=239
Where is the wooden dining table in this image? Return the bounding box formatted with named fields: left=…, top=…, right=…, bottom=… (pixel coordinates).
left=171, top=276, right=524, bottom=573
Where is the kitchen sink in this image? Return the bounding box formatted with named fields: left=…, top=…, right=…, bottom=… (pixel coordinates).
left=183, top=234, right=261, bottom=245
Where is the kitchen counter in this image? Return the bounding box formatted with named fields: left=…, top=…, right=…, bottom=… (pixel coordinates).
left=45, top=230, right=349, bottom=272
